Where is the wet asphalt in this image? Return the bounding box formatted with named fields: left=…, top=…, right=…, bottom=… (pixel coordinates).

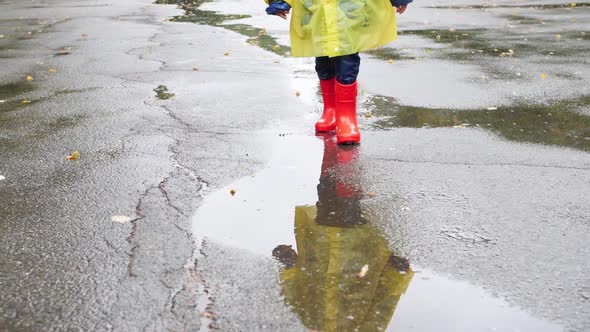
left=1, top=0, right=589, bottom=331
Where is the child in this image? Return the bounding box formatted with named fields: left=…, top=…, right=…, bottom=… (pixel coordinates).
left=266, top=0, right=412, bottom=144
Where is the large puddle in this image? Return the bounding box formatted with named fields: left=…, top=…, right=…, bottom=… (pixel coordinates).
left=192, top=133, right=563, bottom=331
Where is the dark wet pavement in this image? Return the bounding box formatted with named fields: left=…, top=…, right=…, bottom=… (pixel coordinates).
left=1, top=0, right=590, bottom=331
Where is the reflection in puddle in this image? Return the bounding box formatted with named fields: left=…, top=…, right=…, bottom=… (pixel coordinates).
left=192, top=133, right=564, bottom=331
left=273, top=134, right=413, bottom=331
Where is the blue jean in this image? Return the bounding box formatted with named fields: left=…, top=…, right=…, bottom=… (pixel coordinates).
left=315, top=53, right=360, bottom=85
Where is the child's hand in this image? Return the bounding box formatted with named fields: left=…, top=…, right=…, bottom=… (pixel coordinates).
left=266, top=1, right=291, bottom=20
left=396, top=5, right=408, bottom=14
left=277, top=11, right=289, bottom=20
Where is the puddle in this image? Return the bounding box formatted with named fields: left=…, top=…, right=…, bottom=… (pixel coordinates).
left=156, top=0, right=289, bottom=55
left=0, top=81, right=35, bottom=100
left=388, top=269, right=562, bottom=332
left=0, top=81, right=37, bottom=113
left=361, top=94, right=590, bottom=152
left=192, top=133, right=564, bottom=331
left=428, top=3, right=590, bottom=10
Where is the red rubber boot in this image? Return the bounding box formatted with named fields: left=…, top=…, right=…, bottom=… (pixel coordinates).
left=335, top=80, right=360, bottom=144
left=315, top=78, right=337, bottom=132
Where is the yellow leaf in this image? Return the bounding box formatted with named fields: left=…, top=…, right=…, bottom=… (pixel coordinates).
left=26, top=76, right=33, bottom=81
left=570, top=2, right=576, bottom=8
left=48, top=68, right=57, bottom=73
left=224, top=52, right=230, bottom=56
left=388, top=58, right=393, bottom=64
left=272, top=45, right=280, bottom=52
left=295, top=90, right=301, bottom=97
left=230, top=189, right=236, bottom=196
left=356, top=265, right=369, bottom=278
left=66, top=151, right=80, bottom=160
left=21, top=99, right=31, bottom=104
left=540, top=73, right=548, bottom=79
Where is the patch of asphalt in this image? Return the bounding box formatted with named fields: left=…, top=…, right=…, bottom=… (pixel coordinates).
left=359, top=128, right=590, bottom=331
left=197, top=240, right=305, bottom=331
left=0, top=0, right=303, bottom=330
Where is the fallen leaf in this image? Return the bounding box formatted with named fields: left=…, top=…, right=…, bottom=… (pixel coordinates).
left=499, top=49, right=514, bottom=57
left=388, top=58, right=393, bottom=64
left=367, top=192, right=376, bottom=198
left=295, top=90, right=301, bottom=97
left=364, top=112, right=372, bottom=118
left=356, top=264, right=369, bottom=278
left=425, top=48, right=431, bottom=53
left=111, top=215, right=132, bottom=223
left=230, top=189, right=236, bottom=196
left=21, top=99, right=31, bottom=104
left=192, top=66, right=199, bottom=71
left=570, top=2, right=576, bottom=8
left=224, top=52, right=230, bottom=56
left=81, top=33, right=88, bottom=37
left=26, top=76, right=33, bottom=81
left=272, top=45, right=280, bottom=52
left=201, top=311, right=217, bottom=319
left=48, top=68, right=57, bottom=72
left=540, top=73, right=548, bottom=79
left=0, top=175, right=5, bottom=181
left=66, top=150, right=80, bottom=160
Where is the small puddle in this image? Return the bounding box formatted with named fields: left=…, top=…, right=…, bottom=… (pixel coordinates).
left=156, top=0, right=289, bottom=55
left=361, top=93, right=590, bottom=152
left=192, top=133, right=564, bottom=331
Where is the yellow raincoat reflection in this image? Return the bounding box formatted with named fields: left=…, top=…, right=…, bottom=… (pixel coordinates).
left=274, top=135, right=412, bottom=332
left=277, top=0, right=397, bottom=57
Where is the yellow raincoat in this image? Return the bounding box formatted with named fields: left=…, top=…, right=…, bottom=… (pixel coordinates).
left=280, top=205, right=413, bottom=331
left=268, top=0, right=397, bottom=57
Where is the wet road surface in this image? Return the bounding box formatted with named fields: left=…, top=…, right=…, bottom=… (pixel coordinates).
left=1, top=0, right=589, bottom=331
